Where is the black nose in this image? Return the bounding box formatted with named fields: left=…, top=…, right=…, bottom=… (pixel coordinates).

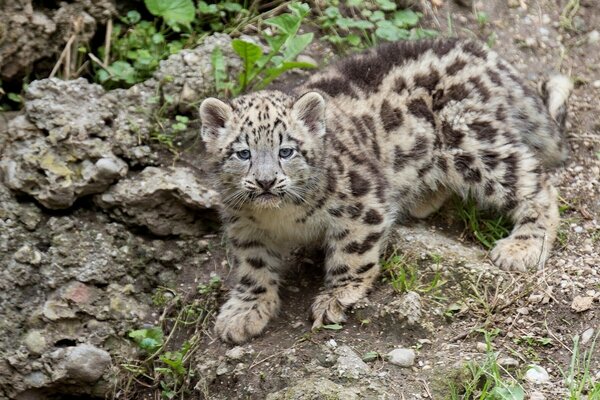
left=256, top=178, right=276, bottom=190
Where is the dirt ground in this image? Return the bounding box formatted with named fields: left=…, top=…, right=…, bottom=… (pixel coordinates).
left=178, top=1, right=600, bottom=399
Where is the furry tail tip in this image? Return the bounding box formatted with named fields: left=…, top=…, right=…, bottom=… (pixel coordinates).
left=540, top=74, right=573, bottom=131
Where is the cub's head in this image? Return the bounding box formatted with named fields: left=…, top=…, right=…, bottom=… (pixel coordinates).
left=199, top=90, right=326, bottom=210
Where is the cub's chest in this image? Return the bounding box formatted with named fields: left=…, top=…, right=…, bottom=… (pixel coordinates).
left=248, top=205, right=328, bottom=248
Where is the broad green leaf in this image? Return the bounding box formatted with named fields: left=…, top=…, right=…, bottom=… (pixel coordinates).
left=198, top=1, right=218, bottom=14
left=362, top=351, right=380, bottom=362
left=336, top=18, right=375, bottom=30
left=375, top=21, right=410, bottom=41
left=211, top=47, right=230, bottom=95
left=265, top=13, right=301, bottom=36
left=222, top=2, right=243, bottom=12
left=231, top=39, right=263, bottom=89
left=489, top=386, right=525, bottom=400
left=282, top=32, right=314, bottom=61
left=107, top=61, right=137, bottom=84
left=125, top=10, right=141, bottom=24
left=393, top=10, right=421, bottom=28
left=259, top=61, right=316, bottom=89
left=144, top=0, right=195, bottom=27
left=410, top=28, right=439, bottom=39
left=324, top=6, right=342, bottom=19
left=322, top=323, right=343, bottom=330
left=369, top=10, right=386, bottom=22
left=288, top=2, right=310, bottom=18
left=375, top=0, right=397, bottom=11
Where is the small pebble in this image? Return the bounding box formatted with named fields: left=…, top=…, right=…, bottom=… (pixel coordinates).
left=588, top=30, right=600, bottom=44
left=476, top=342, right=487, bottom=352
left=530, top=391, right=546, bottom=400
left=525, top=365, right=550, bottom=384
left=498, top=357, right=520, bottom=368
left=386, top=348, right=416, bottom=367
left=581, top=328, right=595, bottom=345
left=592, top=80, right=600, bottom=89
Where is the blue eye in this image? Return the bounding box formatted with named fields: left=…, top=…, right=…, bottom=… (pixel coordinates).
left=279, top=148, right=294, bottom=159
left=236, top=150, right=251, bottom=160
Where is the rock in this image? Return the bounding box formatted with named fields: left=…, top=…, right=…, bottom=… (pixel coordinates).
left=497, top=357, right=520, bottom=368
left=334, top=345, right=370, bottom=379
left=1, top=80, right=129, bottom=209
left=581, top=328, right=595, bottom=345
left=476, top=342, right=487, bottom=352
left=154, top=33, right=242, bottom=107
left=42, top=299, right=77, bottom=321
left=593, top=80, right=600, bottom=89
left=530, top=391, right=546, bottom=400
left=386, top=348, right=416, bottom=367
left=383, top=291, right=422, bottom=324
left=62, top=344, right=111, bottom=382
left=23, top=330, right=47, bottom=355
left=13, top=245, right=42, bottom=265
left=571, top=295, right=594, bottom=312
left=0, top=1, right=114, bottom=82
left=95, top=166, right=220, bottom=236
left=525, top=365, right=550, bottom=384
left=589, top=30, right=600, bottom=44
left=225, top=346, right=247, bottom=361
left=266, top=377, right=360, bottom=400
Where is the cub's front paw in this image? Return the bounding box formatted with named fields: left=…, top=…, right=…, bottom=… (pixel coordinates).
left=490, top=236, right=547, bottom=272
left=214, top=298, right=276, bottom=343
left=311, top=292, right=347, bottom=330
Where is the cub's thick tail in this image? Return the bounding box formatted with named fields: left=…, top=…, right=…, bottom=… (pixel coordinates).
left=537, top=74, right=573, bottom=166
left=540, top=74, right=573, bottom=133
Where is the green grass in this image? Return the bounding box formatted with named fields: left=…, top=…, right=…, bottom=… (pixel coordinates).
left=448, top=329, right=525, bottom=400
left=380, top=251, right=446, bottom=296
left=453, top=196, right=512, bottom=250
left=561, top=333, right=600, bottom=400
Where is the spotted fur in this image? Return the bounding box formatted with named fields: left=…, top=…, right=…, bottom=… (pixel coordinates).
left=200, top=38, right=571, bottom=343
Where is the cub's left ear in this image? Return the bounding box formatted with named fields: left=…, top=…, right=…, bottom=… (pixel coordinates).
left=292, top=92, right=326, bottom=137
left=199, top=98, right=232, bottom=143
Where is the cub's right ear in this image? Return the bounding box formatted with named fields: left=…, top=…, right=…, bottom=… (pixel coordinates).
left=199, top=98, right=232, bottom=143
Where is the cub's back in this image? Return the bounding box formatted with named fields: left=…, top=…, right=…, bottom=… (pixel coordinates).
left=297, top=38, right=566, bottom=167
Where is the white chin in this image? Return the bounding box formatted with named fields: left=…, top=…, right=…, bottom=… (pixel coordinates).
left=253, top=195, right=282, bottom=209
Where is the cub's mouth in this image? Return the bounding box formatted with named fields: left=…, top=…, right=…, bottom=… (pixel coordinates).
left=253, top=192, right=282, bottom=208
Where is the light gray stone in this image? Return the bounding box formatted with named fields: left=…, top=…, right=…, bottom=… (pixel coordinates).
left=386, top=348, right=416, bottom=367
left=334, top=345, right=370, bottom=379
left=266, top=377, right=360, bottom=400
left=525, top=365, right=550, bottom=384
left=63, top=344, right=111, bottom=382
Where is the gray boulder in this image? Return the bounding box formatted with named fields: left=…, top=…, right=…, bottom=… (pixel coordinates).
left=95, top=166, right=220, bottom=236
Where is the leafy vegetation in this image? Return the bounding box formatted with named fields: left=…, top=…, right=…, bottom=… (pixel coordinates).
left=380, top=251, right=446, bottom=296
left=448, top=329, right=525, bottom=400
left=212, top=2, right=316, bottom=96
left=561, top=333, right=600, bottom=400
left=452, top=196, right=513, bottom=250
left=117, top=276, right=222, bottom=400
left=315, top=0, right=437, bottom=52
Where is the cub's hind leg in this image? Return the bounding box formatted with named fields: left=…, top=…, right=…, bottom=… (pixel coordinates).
left=408, top=187, right=451, bottom=219
left=446, top=145, right=558, bottom=271
left=489, top=175, right=558, bottom=271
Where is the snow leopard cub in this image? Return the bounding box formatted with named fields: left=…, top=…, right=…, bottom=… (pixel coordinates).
left=200, top=38, right=571, bottom=343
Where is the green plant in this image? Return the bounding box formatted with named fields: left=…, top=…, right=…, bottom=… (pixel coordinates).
left=94, top=0, right=257, bottom=89
left=448, top=329, right=525, bottom=400
left=316, top=0, right=437, bottom=52
left=95, top=11, right=186, bottom=88
left=560, top=333, right=600, bottom=400
left=212, top=2, right=316, bottom=96
left=453, top=196, right=512, bottom=250
left=380, top=252, right=446, bottom=295
left=118, top=276, right=222, bottom=399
